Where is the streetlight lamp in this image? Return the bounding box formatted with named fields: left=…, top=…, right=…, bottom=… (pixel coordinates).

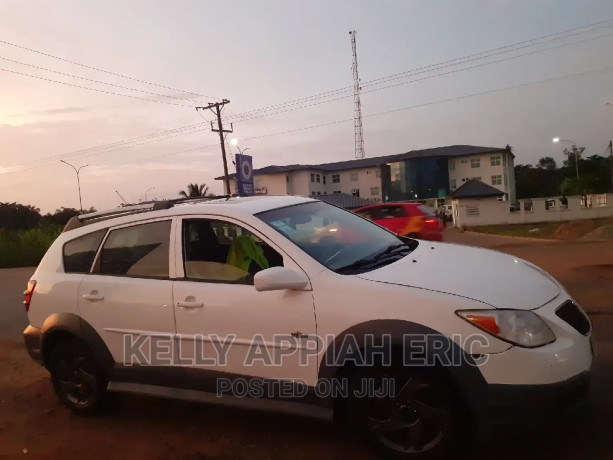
left=552, top=137, right=579, bottom=179
left=145, top=187, right=155, bottom=201
left=60, top=160, right=89, bottom=211
left=230, top=138, right=250, bottom=155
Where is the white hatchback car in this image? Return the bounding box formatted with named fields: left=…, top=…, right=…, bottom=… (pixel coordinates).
left=23, top=196, right=593, bottom=459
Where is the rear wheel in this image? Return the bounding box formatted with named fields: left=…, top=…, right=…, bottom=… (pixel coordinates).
left=348, top=365, right=456, bottom=460
left=49, top=339, right=108, bottom=415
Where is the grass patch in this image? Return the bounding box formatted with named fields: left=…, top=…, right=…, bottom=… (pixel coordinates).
left=0, top=225, right=62, bottom=268
left=470, top=222, right=563, bottom=239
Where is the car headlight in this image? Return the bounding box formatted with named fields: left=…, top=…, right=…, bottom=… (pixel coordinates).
left=457, top=309, right=556, bottom=348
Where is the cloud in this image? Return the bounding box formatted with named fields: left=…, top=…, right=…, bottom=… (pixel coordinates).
left=8, top=107, right=89, bottom=118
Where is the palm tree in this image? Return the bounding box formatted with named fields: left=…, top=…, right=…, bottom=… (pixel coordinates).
left=178, top=183, right=209, bottom=198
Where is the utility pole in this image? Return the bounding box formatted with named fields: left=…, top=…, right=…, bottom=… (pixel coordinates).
left=60, top=160, right=89, bottom=212
left=349, top=30, right=365, bottom=159
left=196, top=99, right=233, bottom=195
left=608, top=140, right=613, bottom=193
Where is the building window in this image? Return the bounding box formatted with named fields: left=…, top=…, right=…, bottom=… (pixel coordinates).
left=323, top=176, right=326, bottom=185
left=370, top=187, right=380, bottom=196
left=286, top=176, right=289, bottom=183
left=470, top=158, right=480, bottom=168
left=596, top=194, right=607, bottom=207
left=524, top=200, right=533, bottom=212
left=351, top=188, right=360, bottom=196
left=350, top=172, right=358, bottom=181
left=310, top=173, right=314, bottom=183
left=449, top=160, right=455, bottom=171
left=316, top=191, right=321, bottom=195
left=473, top=177, right=481, bottom=181
left=491, top=175, right=502, bottom=185
left=466, top=205, right=479, bottom=216
left=333, top=191, right=341, bottom=194
left=316, top=174, right=320, bottom=183
left=490, top=156, right=501, bottom=166
left=311, top=191, right=316, bottom=196
left=461, top=159, right=468, bottom=164
left=332, top=174, right=340, bottom=183
left=450, top=179, right=456, bottom=189
left=545, top=199, right=556, bottom=210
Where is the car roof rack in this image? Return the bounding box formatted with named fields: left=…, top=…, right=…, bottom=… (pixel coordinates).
left=62, top=195, right=234, bottom=233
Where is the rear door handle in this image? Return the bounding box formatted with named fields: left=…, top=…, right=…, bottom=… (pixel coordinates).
left=176, top=300, right=204, bottom=309
left=82, top=292, right=104, bottom=301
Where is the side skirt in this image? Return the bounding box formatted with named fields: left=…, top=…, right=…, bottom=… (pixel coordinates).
left=107, top=381, right=333, bottom=421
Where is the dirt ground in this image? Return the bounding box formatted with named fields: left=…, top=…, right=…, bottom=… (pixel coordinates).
left=1, top=232, right=612, bottom=460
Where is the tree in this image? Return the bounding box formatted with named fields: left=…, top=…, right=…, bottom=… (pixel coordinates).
left=537, top=157, right=557, bottom=171
left=41, top=207, right=96, bottom=226
left=178, top=183, right=209, bottom=198
left=0, top=202, right=41, bottom=230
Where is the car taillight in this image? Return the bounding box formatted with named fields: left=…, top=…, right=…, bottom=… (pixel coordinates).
left=24, top=280, right=37, bottom=312
left=424, top=219, right=438, bottom=230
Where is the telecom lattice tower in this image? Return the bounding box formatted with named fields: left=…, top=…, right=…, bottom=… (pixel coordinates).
left=349, top=30, right=365, bottom=159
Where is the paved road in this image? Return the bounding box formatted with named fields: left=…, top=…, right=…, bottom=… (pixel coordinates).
left=1, top=234, right=612, bottom=459
left=0, top=267, right=33, bottom=340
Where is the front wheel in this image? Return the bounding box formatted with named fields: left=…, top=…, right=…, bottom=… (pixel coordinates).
left=347, top=365, right=457, bottom=460
left=49, top=338, right=109, bottom=415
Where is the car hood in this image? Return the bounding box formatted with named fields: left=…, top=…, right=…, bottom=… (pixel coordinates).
left=357, top=241, right=561, bottom=310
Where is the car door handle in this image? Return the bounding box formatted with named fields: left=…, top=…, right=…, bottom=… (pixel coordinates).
left=176, top=300, right=204, bottom=309
left=82, top=292, right=104, bottom=301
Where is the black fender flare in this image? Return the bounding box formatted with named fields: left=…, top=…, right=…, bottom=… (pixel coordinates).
left=40, top=312, right=114, bottom=372
left=317, top=319, right=488, bottom=412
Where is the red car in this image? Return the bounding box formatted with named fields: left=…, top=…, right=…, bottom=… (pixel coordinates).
left=353, top=202, right=444, bottom=241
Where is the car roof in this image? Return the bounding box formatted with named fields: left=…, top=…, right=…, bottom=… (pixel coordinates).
left=62, top=195, right=314, bottom=236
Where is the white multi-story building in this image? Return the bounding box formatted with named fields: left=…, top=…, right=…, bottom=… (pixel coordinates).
left=218, top=145, right=516, bottom=203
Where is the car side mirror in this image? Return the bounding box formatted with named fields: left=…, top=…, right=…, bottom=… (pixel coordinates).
left=254, top=267, right=310, bottom=292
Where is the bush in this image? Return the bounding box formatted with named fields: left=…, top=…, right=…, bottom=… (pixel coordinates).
left=0, top=225, right=62, bottom=268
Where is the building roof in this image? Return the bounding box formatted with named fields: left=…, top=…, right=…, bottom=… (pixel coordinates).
left=216, top=145, right=510, bottom=180
left=314, top=193, right=372, bottom=209
left=451, top=179, right=506, bottom=199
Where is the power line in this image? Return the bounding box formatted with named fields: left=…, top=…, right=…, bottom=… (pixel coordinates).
left=0, top=67, right=197, bottom=107
left=221, top=18, right=613, bottom=121
left=4, top=19, right=612, bottom=173
left=103, top=65, right=612, bottom=169
left=224, top=30, right=613, bottom=125
left=0, top=56, right=206, bottom=103
left=0, top=39, right=217, bottom=100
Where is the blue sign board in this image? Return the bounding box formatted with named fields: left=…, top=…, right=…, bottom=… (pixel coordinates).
left=235, top=154, right=254, bottom=196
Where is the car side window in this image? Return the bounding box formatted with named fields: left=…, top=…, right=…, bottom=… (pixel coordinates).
left=63, top=229, right=107, bottom=273
left=182, top=219, right=283, bottom=284
left=95, top=220, right=171, bottom=278
left=380, top=206, right=407, bottom=219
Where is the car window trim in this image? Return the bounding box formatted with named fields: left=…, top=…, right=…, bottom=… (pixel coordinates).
left=62, top=228, right=108, bottom=274
left=90, top=217, right=175, bottom=280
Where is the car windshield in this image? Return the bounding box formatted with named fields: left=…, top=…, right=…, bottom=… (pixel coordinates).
left=256, top=201, right=418, bottom=274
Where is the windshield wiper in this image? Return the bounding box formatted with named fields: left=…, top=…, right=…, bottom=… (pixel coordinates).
left=336, top=242, right=412, bottom=274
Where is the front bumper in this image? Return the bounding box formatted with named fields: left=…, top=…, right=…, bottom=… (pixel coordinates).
left=476, top=371, right=590, bottom=432
left=23, top=325, right=44, bottom=364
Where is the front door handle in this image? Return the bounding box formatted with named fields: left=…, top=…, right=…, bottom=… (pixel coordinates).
left=176, top=300, right=204, bottom=309
left=82, top=291, right=104, bottom=301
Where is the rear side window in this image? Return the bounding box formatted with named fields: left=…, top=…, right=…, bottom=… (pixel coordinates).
left=63, top=229, right=106, bottom=273
left=97, top=220, right=171, bottom=278
left=379, top=206, right=407, bottom=219
left=418, top=205, right=435, bottom=217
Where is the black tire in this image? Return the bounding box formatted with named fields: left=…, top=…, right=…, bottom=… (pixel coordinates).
left=347, top=364, right=457, bottom=460
left=49, top=338, right=109, bottom=416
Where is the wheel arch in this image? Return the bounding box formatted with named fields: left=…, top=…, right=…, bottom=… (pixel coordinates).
left=317, top=319, right=487, bottom=419
left=41, top=312, right=114, bottom=372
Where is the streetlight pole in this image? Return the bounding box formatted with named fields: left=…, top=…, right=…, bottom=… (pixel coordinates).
left=60, top=160, right=89, bottom=212
left=145, top=187, right=155, bottom=201
left=552, top=137, right=579, bottom=179
left=230, top=138, right=250, bottom=156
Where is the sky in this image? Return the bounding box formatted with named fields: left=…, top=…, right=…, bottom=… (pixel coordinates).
left=1, top=0, right=613, bottom=213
